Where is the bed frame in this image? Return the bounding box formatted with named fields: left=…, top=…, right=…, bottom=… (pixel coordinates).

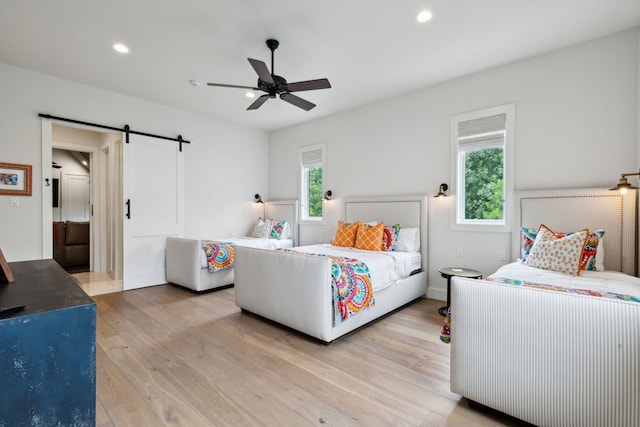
left=451, top=188, right=640, bottom=426
left=165, top=200, right=298, bottom=292
left=234, top=195, right=429, bottom=343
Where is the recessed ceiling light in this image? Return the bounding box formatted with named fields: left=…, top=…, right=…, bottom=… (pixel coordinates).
left=113, top=43, right=129, bottom=54
left=245, top=92, right=256, bottom=98
left=416, top=10, right=433, bottom=23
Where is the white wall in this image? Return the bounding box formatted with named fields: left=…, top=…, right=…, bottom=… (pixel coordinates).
left=268, top=27, right=640, bottom=300
left=0, top=62, right=268, bottom=262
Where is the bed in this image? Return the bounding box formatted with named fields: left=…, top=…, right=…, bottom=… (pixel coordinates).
left=449, top=188, right=640, bottom=427
left=234, top=195, right=428, bottom=343
left=166, top=200, right=298, bottom=292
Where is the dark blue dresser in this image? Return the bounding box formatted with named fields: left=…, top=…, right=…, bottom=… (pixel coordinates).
left=0, top=259, right=96, bottom=426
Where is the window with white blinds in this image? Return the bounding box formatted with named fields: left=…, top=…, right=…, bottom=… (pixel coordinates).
left=299, top=143, right=326, bottom=221
left=450, top=104, right=514, bottom=231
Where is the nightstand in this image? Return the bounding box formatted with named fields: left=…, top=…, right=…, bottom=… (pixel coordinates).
left=438, top=267, right=482, bottom=316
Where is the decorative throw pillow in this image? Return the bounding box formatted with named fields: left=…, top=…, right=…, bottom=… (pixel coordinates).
left=521, top=226, right=604, bottom=271
left=382, top=224, right=401, bottom=251
left=581, top=229, right=605, bottom=271
left=524, top=225, right=588, bottom=275
left=355, top=222, right=384, bottom=251
left=332, top=221, right=360, bottom=247
left=520, top=227, right=538, bottom=261
left=396, top=227, right=420, bottom=252
left=270, top=220, right=288, bottom=239
left=251, top=217, right=272, bottom=239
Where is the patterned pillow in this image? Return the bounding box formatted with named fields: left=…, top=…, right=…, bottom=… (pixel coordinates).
left=521, top=226, right=604, bottom=271
left=251, top=217, right=272, bottom=239
left=382, top=224, right=401, bottom=251
left=581, top=229, right=605, bottom=271
left=524, top=225, right=588, bottom=275
left=270, top=220, right=288, bottom=239
left=332, top=221, right=360, bottom=247
left=520, top=227, right=538, bottom=261
left=355, top=222, right=384, bottom=251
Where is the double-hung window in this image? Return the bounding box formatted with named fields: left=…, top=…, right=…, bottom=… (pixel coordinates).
left=299, top=143, right=326, bottom=222
left=451, top=104, right=514, bottom=231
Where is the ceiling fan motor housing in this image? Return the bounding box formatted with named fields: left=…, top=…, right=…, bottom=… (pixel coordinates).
left=258, top=75, right=288, bottom=97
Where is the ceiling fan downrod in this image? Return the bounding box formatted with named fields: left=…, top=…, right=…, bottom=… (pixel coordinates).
left=266, top=39, right=279, bottom=76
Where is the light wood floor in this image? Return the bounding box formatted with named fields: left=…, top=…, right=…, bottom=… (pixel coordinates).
left=92, top=285, right=527, bottom=427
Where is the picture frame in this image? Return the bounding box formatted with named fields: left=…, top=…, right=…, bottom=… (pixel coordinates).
left=0, top=162, right=32, bottom=196
left=0, top=248, right=14, bottom=284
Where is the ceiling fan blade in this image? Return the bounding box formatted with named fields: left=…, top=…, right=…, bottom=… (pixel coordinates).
left=247, top=94, right=270, bottom=110
left=206, top=82, right=259, bottom=90
left=286, top=78, right=331, bottom=92
left=247, top=58, right=274, bottom=85
left=280, top=93, right=316, bottom=111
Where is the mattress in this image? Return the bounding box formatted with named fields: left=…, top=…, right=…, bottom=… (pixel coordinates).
left=490, top=261, right=640, bottom=298
left=287, top=243, right=422, bottom=292
left=199, top=237, right=293, bottom=269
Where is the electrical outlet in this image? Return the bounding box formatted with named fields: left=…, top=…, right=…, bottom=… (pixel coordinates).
left=456, top=247, right=463, bottom=257
left=9, top=197, right=19, bottom=207
left=498, top=250, right=506, bottom=261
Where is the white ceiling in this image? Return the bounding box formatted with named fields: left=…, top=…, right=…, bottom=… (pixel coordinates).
left=1, top=1, right=639, bottom=132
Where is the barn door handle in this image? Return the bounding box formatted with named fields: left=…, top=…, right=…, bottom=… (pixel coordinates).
left=126, top=199, right=131, bottom=219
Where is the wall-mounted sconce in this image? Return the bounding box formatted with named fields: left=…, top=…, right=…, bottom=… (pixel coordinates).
left=609, top=172, right=640, bottom=195
left=323, top=190, right=332, bottom=201
left=254, top=194, right=264, bottom=204
left=434, top=183, right=448, bottom=198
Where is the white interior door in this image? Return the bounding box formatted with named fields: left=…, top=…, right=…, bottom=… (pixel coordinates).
left=123, top=134, right=183, bottom=290
left=62, top=173, right=90, bottom=221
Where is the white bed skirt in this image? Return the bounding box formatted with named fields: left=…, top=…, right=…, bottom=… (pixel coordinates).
left=450, top=276, right=640, bottom=427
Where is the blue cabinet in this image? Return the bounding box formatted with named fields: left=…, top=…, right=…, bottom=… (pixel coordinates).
left=0, top=259, right=96, bottom=426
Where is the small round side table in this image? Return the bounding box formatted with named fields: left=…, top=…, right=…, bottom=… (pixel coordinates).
left=438, top=267, right=482, bottom=316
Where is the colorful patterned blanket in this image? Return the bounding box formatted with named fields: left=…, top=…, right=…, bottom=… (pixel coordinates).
left=439, top=276, right=640, bottom=343
left=278, top=249, right=375, bottom=324
left=201, top=241, right=235, bottom=272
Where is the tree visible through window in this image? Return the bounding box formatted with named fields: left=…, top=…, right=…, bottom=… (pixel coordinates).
left=451, top=104, right=514, bottom=230
left=307, top=166, right=323, bottom=217
left=463, top=147, right=504, bottom=220
left=300, top=144, right=325, bottom=221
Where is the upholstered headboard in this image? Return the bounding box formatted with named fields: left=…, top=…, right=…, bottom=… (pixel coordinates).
left=513, top=188, right=636, bottom=275
left=265, top=200, right=299, bottom=246
left=344, top=195, right=428, bottom=263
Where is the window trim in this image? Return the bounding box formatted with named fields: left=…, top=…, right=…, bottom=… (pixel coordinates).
left=299, top=143, right=327, bottom=224
left=450, top=104, right=515, bottom=232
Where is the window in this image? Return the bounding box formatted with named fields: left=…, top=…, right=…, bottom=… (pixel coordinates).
left=299, top=143, right=326, bottom=222
left=450, top=104, right=514, bottom=231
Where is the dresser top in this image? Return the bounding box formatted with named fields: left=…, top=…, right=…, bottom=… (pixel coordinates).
left=0, top=259, right=94, bottom=319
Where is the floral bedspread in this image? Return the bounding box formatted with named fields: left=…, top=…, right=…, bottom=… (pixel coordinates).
left=201, top=241, right=235, bottom=272
left=439, top=276, right=640, bottom=344
left=278, top=249, right=375, bottom=324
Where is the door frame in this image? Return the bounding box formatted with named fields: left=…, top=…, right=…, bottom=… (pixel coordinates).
left=41, top=118, right=122, bottom=274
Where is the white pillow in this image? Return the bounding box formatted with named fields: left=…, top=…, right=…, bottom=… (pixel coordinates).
left=396, top=228, right=420, bottom=252
left=595, top=237, right=605, bottom=271
left=251, top=217, right=272, bottom=239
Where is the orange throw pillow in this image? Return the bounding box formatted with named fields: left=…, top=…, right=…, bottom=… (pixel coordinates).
left=332, top=221, right=360, bottom=247
left=355, top=222, right=384, bottom=251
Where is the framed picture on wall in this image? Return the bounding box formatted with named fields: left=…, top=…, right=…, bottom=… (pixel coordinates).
left=0, top=162, right=32, bottom=196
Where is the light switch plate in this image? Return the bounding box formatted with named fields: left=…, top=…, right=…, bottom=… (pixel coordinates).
left=10, top=197, right=19, bottom=207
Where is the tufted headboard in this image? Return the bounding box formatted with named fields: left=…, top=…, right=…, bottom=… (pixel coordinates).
left=513, top=188, right=636, bottom=275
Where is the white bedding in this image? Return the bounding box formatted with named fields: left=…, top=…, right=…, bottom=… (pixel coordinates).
left=199, top=237, right=293, bottom=268
left=287, top=244, right=421, bottom=292
left=490, top=261, right=640, bottom=298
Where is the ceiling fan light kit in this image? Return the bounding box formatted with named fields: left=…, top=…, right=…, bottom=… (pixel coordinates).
left=205, top=39, right=331, bottom=111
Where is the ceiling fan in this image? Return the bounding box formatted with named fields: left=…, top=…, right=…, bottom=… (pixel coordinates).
left=205, top=39, right=331, bottom=111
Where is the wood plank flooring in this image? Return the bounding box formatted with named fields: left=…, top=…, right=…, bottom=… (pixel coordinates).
left=93, top=285, right=525, bottom=426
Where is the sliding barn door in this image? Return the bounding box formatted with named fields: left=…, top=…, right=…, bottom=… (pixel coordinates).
left=123, top=134, right=183, bottom=290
